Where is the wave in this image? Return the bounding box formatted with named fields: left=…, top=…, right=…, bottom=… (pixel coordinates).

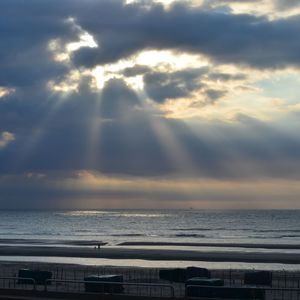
left=55, top=211, right=172, bottom=218
left=114, top=214, right=172, bottom=218
left=0, top=232, right=62, bottom=236
left=111, top=234, right=145, bottom=237
left=174, top=228, right=300, bottom=233
left=173, top=234, right=206, bottom=238
left=55, top=211, right=114, bottom=216
left=233, top=235, right=300, bottom=239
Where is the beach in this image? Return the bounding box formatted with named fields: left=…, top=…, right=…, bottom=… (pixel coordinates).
left=0, top=210, right=299, bottom=299
left=0, top=244, right=300, bottom=264
left=0, top=241, right=300, bottom=299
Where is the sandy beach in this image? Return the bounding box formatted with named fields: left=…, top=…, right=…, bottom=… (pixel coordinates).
left=0, top=244, right=299, bottom=264
left=0, top=243, right=299, bottom=300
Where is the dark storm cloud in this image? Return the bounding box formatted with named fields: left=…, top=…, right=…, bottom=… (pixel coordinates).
left=205, top=89, right=226, bottom=102
left=144, top=68, right=207, bottom=103
left=122, top=65, right=151, bottom=77
left=123, top=67, right=240, bottom=104
left=1, top=0, right=300, bottom=90
left=208, top=72, right=247, bottom=81
left=142, top=67, right=228, bottom=104
left=99, top=79, right=141, bottom=119
left=0, top=0, right=80, bottom=88
left=70, top=1, right=300, bottom=69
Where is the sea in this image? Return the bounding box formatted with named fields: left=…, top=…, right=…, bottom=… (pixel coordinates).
left=0, top=209, right=299, bottom=270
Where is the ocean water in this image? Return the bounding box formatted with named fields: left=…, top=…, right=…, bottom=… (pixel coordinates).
left=0, top=209, right=299, bottom=270
left=0, top=209, right=299, bottom=246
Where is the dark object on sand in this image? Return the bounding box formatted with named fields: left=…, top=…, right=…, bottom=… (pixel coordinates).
left=186, top=286, right=265, bottom=299
left=159, top=267, right=210, bottom=282
left=186, top=277, right=224, bottom=287
left=186, top=267, right=210, bottom=279
left=17, top=269, right=52, bottom=285
left=159, top=268, right=186, bottom=282
left=244, top=271, right=272, bottom=286
left=84, top=275, right=124, bottom=293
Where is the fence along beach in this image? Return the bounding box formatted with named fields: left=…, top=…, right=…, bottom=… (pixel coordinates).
left=0, top=261, right=300, bottom=299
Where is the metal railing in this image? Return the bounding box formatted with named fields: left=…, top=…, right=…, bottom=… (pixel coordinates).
left=186, top=284, right=300, bottom=300
left=0, top=277, right=175, bottom=298
left=0, top=277, right=36, bottom=290
left=0, top=276, right=300, bottom=299
left=44, top=279, right=175, bottom=298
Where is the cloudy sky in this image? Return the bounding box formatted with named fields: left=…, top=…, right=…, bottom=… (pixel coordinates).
left=1, top=0, right=300, bottom=209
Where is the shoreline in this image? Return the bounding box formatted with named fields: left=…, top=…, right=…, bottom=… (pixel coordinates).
left=0, top=239, right=107, bottom=246
left=119, top=241, right=300, bottom=250
left=0, top=245, right=299, bottom=264
left=1, top=239, right=300, bottom=250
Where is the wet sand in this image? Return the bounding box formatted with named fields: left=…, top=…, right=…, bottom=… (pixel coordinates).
left=1, top=238, right=300, bottom=250
left=0, top=239, right=107, bottom=246
left=119, top=241, right=300, bottom=250
left=0, top=245, right=299, bottom=264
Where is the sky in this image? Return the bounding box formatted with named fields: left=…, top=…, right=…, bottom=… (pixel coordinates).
left=1, top=0, right=300, bottom=209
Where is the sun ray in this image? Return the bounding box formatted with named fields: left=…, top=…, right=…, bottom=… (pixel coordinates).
left=10, top=90, right=75, bottom=171
left=84, top=91, right=104, bottom=169
left=135, top=91, right=198, bottom=176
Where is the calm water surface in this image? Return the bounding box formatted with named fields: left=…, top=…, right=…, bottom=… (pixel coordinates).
left=0, top=209, right=299, bottom=246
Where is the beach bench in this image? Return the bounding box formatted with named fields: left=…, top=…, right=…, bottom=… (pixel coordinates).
left=186, top=285, right=266, bottom=299
left=84, top=274, right=124, bottom=293
left=244, top=271, right=272, bottom=286
left=186, top=267, right=211, bottom=280
left=186, top=277, right=224, bottom=287
left=17, top=269, right=52, bottom=285
left=159, top=268, right=187, bottom=282
left=159, top=267, right=210, bottom=283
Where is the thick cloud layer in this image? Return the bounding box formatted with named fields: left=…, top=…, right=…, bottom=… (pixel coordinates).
left=1, top=0, right=300, bottom=91
left=1, top=0, right=300, bottom=208
left=144, top=68, right=206, bottom=103
left=71, top=1, right=300, bottom=69
left=0, top=1, right=80, bottom=88
left=2, top=0, right=298, bottom=70
left=1, top=77, right=300, bottom=180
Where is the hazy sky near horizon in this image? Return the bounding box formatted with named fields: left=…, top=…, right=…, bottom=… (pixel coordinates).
left=1, top=0, right=300, bottom=209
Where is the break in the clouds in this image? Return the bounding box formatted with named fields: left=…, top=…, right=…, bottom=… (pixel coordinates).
left=0, top=0, right=300, bottom=209
left=0, top=132, right=15, bottom=150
